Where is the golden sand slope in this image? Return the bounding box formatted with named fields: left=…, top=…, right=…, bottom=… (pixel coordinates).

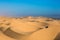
left=0, top=16, right=60, bottom=40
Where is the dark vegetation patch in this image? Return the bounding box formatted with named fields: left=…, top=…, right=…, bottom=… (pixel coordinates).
left=45, top=26, right=48, bottom=28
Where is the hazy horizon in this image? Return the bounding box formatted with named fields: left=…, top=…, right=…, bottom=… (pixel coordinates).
left=0, top=0, right=60, bottom=18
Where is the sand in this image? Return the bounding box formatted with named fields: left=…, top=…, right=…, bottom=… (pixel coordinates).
left=0, top=16, right=60, bottom=40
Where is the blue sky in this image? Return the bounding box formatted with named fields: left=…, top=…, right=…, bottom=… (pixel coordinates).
left=0, top=0, right=60, bottom=17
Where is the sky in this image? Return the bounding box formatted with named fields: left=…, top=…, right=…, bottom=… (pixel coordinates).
left=0, top=0, right=60, bottom=18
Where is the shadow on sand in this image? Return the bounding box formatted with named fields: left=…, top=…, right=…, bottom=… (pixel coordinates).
left=54, top=33, right=60, bottom=40
left=0, top=27, right=41, bottom=39
left=3, top=28, right=25, bottom=39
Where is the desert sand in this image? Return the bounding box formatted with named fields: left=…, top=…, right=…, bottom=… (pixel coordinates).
left=0, top=16, right=60, bottom=40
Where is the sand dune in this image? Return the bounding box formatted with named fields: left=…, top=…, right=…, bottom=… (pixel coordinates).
left=0, top=16, right=60, bottom=40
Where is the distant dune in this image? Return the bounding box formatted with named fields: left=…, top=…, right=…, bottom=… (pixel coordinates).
left=0, top=16, right=60, bottom=40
